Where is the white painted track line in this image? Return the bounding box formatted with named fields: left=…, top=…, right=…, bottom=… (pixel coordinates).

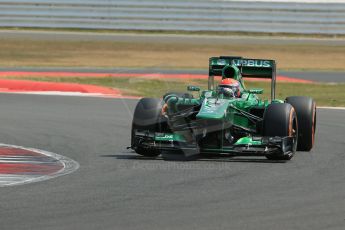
left=0, top=144, right=79, bottom=187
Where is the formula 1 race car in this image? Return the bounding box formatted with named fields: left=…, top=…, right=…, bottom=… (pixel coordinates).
left=130, top=56, right=316, bottom=160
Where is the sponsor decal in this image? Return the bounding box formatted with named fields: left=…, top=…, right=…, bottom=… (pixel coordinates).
left=155, top=134, right=174, bottom=141
left=213, top=58, right=272, bottom=68
left=232, top=59, right=272, bottom=68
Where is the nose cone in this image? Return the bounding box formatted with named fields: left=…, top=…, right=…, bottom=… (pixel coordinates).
left=197, top=98, right=230, bottom=120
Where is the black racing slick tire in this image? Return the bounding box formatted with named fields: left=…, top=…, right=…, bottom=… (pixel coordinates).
left=286, top=96, right=316, bottom=151
left=263, top=103, right=298, bottom=160
left=131, top=98, right=163, bottom=157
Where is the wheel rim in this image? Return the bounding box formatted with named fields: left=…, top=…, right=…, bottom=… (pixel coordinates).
left=289, top=108, right=298, bottom=153
left=292, top=117, right=298, bottom=152
left=311, top=102, right=316, bottom=147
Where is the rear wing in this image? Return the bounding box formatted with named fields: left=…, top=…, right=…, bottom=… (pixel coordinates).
left=209, top=56, right=277, bottom=99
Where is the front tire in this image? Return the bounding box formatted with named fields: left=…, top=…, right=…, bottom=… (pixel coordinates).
left=286, top=96, right=316, bottom=151
left=263, top=103, right=298, bottom=160
left=131, top=98, right=163, bottom=157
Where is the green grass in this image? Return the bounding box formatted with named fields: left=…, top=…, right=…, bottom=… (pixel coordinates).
left=7, top=76, right=345, bottom=106
left=1, top=33, right=345, bottom=71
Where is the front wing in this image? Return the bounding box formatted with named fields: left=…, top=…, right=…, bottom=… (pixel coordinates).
left=132, top=130, right=295, bottom=158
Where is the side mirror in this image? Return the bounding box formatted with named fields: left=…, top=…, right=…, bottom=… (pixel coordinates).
left=247, top=89, right=263, bottom=94
left=187, top=85, right=200, bottom=92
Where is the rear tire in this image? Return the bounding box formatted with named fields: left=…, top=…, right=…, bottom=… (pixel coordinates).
left=286, top=96, right=316, bottom=151
left=263, top=103, right=298, bottom=160
left=131, top=98, right=163, bottom=157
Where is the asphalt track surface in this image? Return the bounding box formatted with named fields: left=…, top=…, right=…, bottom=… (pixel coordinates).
left=0, top=93, right=344, bottom=230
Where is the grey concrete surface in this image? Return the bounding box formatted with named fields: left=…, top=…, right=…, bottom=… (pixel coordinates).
left=1, top=67, right=344, bottom=82
left=0, top=94, right=343, bottom=230
left=278, top=70, right=345, bottom=82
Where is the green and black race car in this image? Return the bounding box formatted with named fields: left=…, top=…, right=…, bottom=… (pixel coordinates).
left=130, top=56, right=316, bottom=160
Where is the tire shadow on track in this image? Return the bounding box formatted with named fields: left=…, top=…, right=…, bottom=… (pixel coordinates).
left=101, top=152, right=288, bottom=164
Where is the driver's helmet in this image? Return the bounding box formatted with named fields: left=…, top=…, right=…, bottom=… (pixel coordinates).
left=218, top=78, right=241, bottom=98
